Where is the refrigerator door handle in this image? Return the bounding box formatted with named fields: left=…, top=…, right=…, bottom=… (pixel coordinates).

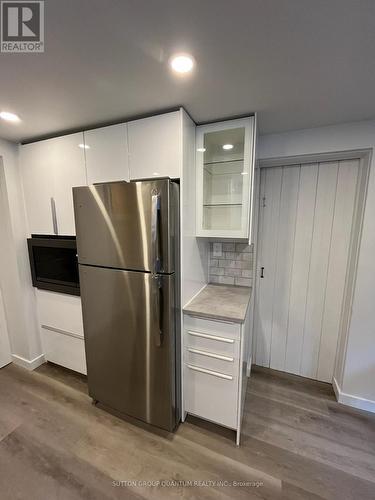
left=153, top=276, right=163, bottom=347
left=151, top=192, right=161, bottom=273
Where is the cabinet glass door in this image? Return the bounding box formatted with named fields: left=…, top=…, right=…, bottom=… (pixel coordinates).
left=196, top=117, right=254, bottom=238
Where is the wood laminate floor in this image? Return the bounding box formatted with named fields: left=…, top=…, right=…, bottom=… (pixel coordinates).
left=0, top=362, right=374, bottom=499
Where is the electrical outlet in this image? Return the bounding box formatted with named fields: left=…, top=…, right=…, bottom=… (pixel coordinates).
left=213, top=242, right=222, bottom=257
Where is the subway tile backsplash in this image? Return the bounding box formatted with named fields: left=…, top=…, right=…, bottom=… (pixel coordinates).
left=209, top=242, right=254, bottom=287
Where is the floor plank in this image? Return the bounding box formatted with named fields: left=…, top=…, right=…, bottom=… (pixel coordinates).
left=0, top=362, right=374, bottom=499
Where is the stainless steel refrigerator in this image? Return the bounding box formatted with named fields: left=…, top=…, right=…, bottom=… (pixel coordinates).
left=73, top=179, right=180, bottom=432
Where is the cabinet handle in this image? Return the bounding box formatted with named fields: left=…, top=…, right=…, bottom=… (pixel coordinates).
left=187, top=347, right=234, bottom=362
left=187, top=330, right=234, bottom=344
left=51, top=197, right=58, bottom=235
left=187, top=364, right=233, bottom=380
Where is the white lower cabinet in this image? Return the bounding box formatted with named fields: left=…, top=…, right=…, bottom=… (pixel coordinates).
left=183, top=313, right=249, bottom=445
left=41, top=328, right=86, bottom=375
left=37, top=290, right=86, bottom=374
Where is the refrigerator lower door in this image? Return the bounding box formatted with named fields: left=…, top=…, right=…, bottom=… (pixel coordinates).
left=79, top=265, right=178, bottom=431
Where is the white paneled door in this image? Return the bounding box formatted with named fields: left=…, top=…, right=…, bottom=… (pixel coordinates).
left=255, top=159, right=360, bottom=382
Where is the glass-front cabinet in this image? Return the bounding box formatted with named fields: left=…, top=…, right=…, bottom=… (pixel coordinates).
left=196, top=116, right=256, bottom=239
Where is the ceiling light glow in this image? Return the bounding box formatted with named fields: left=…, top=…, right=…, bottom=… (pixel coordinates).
left=0, top=111, right=20, bottom=122
left=170, top=54, right=194, bottom=74
left=222, top=144, right=234, bottom=150
left=78, top=143, right=90, bottom=149
left=153, top=172, right=160, bottom=176
left=197, top=147, right=206, bottom=152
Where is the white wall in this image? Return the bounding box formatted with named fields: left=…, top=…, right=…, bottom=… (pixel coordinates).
left=0, top=139, right=42, bottom=367
left=259, top=120, right=375, bottom=410
left=0, top=285, right=11, bottom=368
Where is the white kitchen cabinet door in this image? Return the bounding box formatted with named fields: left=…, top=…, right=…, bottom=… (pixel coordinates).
left=196, top=116, right=255, bottom=239
left=52, top=133, right=86, bottom=235
left=21, top=133, right=86, bottom=236
left=128, top=111, right=182, bottom=180
left=20, top=139, right=56, bottom=235
left=84, top=124, right=129, bottom=184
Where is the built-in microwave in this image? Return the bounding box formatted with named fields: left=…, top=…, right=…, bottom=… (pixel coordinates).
left=27, top=235, right=80, bottom=296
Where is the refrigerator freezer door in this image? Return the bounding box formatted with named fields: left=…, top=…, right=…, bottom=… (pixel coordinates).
left=79, top=264, right=178, bottom=431
left=73, top=179, right=178, bottom=273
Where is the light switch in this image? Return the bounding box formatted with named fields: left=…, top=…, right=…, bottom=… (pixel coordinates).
left=212, top=242, right=222, bottom=257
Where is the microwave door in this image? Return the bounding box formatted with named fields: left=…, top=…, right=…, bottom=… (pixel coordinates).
left=73, top=180, right=176, bottom=273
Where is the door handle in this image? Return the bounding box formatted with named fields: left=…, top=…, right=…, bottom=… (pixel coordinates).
left=260, top=267, right=264, bottom=278
left=153, top=275, right=163, bottom=347
left=151, top=192, right=161, bottom=273
left=51, top=197, right=58, bottom=235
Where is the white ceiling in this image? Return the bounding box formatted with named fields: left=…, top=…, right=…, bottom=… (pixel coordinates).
left=0, top=0, right=375, bottom=142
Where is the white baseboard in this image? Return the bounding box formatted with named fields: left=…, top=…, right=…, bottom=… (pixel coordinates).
left=12, top=353, right=45, bottom=371
left=333, top=377, right=375, bottom=414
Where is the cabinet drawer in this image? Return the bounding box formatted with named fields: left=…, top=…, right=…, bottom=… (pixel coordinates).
left=184, top=363, right=238, bottom=429
left=184, top=347, right=238, bottom=376
left=41, top=327, right=87, bottom=375
left=185, top=329, right=239, bottom=358
left=184, top=314, right=240, bottom=340
left=37, top=290, right=84, bottom=337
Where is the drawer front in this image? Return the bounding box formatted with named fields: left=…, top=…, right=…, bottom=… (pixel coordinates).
left=184, top=363, right=238, bottom=429
left=41, top=327, right=87, bottom=375
left=185, top=329, right=239, bottom=358
left=184, top=314, right=240, bottom=340
left=37, top=290, right=84, bottom=337
left=184, top=347, right=238, bottom=376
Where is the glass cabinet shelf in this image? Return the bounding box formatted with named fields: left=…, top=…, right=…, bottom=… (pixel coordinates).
left=196, top=116, right=256, bottom=239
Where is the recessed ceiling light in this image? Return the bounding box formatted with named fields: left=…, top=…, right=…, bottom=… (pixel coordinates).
left=78, top=143, right=90, bottom=149
left=241, top=172, right=248, bottom=175
left=222, top=144, right=234, bottom=150
left=153, top=172, right=160, bottom=176
left=0, top=111, right=20, bottom=122
left=170, top=54, right=195, bottom=74
left=197, top=147, right=206, bottom=152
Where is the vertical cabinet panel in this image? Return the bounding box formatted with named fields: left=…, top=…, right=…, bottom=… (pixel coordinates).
left=20, top=140, right=56, bottom=235
left=84, top=124, right=129, bottom=184
left=128, top=111, right=182, bottom=180
left=300, top=162, right=339, bottom=379
left=284, top=164, right=318, bottom=374
left=52, top=133, right=87, bottom=235
left=269, top=166, right=300, bottom=371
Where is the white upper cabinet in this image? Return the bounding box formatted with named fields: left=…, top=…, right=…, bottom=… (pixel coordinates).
left=20, top=139, right=56, bottom=235
left=20, top=132, right=86, bottom=236
left=51, top=133, right=87, bottom=235
left=196, top=116, right=256, bottom=240
left=128, top=110, right=182, bottom=180
left=84, top=124, right=129, bottom=184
